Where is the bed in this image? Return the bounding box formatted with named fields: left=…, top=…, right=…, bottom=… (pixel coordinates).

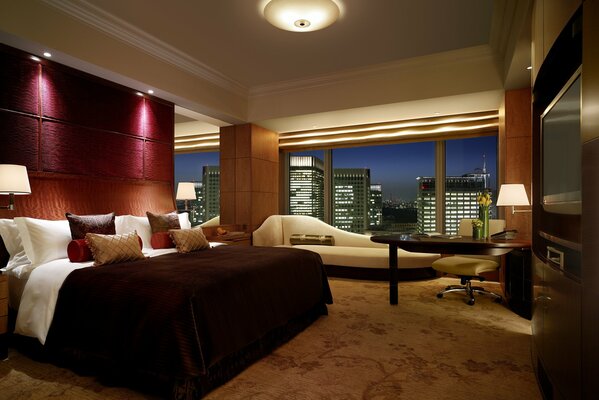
left=0, top=210, right=332, bottom=399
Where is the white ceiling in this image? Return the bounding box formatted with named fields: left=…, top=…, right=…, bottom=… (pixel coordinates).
left=0, top=0, right=532, bottom=136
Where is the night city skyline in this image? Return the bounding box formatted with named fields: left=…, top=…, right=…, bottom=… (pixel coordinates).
left=174, top=136, right=498, bottom=201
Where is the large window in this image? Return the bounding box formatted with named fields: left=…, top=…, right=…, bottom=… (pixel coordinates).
left=285, top=136, right=498, bottom=235
left=332, top=143, right=435, bottom=234
left=174, top=152, right=220, bottom=226
left=444, top=136, right=498, bottom=234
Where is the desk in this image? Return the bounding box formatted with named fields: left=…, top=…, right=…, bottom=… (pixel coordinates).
left=370, top=234, right=531, bottom=305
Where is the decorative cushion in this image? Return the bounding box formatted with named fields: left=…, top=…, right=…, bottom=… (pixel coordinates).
left=146, top=211, right=181, bottom=233
left=67, top=239, right=93, bottom=262
left=65, top=212, right=116, bottom=240
left=14, top=217, right=71, bottom=265
left=290, top=234, right=335, bottom=246
left=151, top=232, right=175, bottom=249
left=169, top=228, right=210, bottom=253
left=86, top=231, right=145, bottom=266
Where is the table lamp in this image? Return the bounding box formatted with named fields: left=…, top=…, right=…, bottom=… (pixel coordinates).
left=176, top=182, right=197, bottom=211
left=0, top=164, right=31, bottom=210
left=496, top=184, right=531, bottom=214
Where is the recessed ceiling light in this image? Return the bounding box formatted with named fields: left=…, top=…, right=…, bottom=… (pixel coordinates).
left=147, top=89, right=154, bottom=94
left=43, top=52, right=52, bottom=58
left=263, top=0, right=340, bottom=32
left=526, top=66, right=532, bottom=70
left=136, top=92, right=144, bottom=97
left=30, top=56, right=41, bottom=62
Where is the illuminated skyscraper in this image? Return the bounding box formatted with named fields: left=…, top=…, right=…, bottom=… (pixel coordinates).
left=417, top=173, right=490, bottom=234
left=369, top=183, right=383, bottom=228
left=333, top=168, right=370, bottom=233
left=202, top=166, right=220, bottom=221
left=288, top=156, right=325, bottom=219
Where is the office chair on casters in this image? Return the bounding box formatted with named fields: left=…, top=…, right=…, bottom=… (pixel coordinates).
left=432, top=219, right=505, bottom=306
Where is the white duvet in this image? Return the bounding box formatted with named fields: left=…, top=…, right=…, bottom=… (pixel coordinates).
left=15, top=248, right=178, bottom=344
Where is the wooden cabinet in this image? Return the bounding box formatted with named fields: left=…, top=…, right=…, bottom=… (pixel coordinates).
left=0, top=273, right=7, bottom=360
left=532, top=253, right=581, bottom=400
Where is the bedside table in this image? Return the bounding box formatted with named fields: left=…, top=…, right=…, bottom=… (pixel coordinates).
left=0, top=273, right=7, bottom=360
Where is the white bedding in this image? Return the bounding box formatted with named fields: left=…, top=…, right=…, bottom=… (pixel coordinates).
left=15, top=248, right=178, bottom=344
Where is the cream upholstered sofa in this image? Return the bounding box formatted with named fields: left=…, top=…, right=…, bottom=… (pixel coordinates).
left=252, top=215, right=440, bottom=276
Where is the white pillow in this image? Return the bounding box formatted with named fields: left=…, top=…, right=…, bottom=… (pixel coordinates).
left=115, top=215, right=152, bottom=249
left=14, top=217, right=71, bottom=265
left=0, top=218, right=24, bottom=257
left=178, top=212, right=192, bottom=230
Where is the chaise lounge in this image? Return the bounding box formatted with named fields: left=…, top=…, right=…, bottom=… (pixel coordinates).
left=252, top=215, right=440, bottom=280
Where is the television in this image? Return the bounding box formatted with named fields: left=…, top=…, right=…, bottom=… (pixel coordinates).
left=541, top=68, right=581, bottom=215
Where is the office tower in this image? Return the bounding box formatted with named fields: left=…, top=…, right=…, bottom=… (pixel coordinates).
left=289, top=156, right=325, bottom=220
left=202, top=166, right=220, bottom=221
left=416, top=173, right=490, bottom=234
left=416, top=177, right=437, bottom=233
left=369, top=184, right=383, bottom=228
left=333, top=168, right=370, bottom=233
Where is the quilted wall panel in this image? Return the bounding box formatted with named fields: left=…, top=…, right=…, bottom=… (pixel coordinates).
left=0, top=43, right=174, bottom=186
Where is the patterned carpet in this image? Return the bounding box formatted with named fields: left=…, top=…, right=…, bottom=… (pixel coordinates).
left=0, top=278, right=541, bottom=399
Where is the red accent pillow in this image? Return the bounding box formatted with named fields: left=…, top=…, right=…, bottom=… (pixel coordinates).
left=67, top=239, right=93, bottom=262
left=67, top=235, right=144, bottom=262
left=151, top=232, right=175, bottom=249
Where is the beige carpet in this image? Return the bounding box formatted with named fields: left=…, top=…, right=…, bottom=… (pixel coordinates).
left=0, top=278, right=541, bottom=399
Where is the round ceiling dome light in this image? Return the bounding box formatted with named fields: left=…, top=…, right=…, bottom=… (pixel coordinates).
left=263, top=0, right=340, bottom=32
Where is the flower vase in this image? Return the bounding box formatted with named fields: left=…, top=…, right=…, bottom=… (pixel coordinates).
left=472, top=226, right=483, bottom=240
left=479, top=206, right=490, bottom=239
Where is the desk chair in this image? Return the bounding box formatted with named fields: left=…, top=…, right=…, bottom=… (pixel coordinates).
left=432, top=219, right=506, bottom=305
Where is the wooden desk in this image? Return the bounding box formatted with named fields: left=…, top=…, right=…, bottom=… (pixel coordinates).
left=370, top=234, right=532, bottom=305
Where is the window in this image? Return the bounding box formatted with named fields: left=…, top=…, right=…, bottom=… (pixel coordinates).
left=285, top=136, right=497, bottom=235
left=174, top=152, right=220, bottom=226
left=444, top=136, right=498, bottom=234
left=332, top=143, right=435, bottom=234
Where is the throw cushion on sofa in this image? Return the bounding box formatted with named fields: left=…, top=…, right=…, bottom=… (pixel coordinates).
left=290, top=234, right=335, bottom=246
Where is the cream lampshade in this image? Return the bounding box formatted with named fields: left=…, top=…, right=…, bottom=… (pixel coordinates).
left=496, top=184, right=531, bottom=214
left=176, top=182, right=197, bottom=211
left=0, top=164, right=31, bottom=210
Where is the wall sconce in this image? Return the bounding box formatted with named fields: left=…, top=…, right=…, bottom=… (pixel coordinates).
left=176, top=182, right=197, bottom=211
left=0, top=164, right=32, bottom=210
left=496, top=184, right=531, bottom=214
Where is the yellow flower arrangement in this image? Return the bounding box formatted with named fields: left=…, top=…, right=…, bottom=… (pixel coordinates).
left=471, top=219, right=483, bottom=228
left=476, top=191, right=492, bottom=207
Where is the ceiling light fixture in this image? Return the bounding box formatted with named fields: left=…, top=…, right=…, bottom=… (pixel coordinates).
left=43, top=52, right=52, bottom=57
left=263, top=0, right=340, bottom=32
left=526, top=66, right=532, bottom=70
left=136, top=92, right=144, bottom=97
left=147, top=89, right=154, bottom=94
left=30, top=56, right=41, bottom=62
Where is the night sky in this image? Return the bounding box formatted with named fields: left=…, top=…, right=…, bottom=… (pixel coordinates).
left=175, top=136, right=497, bottom=201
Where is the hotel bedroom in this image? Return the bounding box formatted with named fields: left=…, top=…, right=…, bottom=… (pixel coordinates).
left=0, top=1, right=598, bottom=399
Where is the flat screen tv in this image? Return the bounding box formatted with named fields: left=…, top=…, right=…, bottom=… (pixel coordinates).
left=541, top=68, right=581, bottom=215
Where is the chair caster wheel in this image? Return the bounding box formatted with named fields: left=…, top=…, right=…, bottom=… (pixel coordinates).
left=436, top=293, right=443, bottom=299
left=467, top=299, right=475, bottom=306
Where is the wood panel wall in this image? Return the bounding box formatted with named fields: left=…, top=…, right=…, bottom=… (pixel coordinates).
left=0, top=44, right=175, bottom=219
left=501, top=88, right=533, bottom=239
left=220, top=124, right=279, bottom=231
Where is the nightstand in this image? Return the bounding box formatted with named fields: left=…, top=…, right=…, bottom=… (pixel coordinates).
left=0, top=273, right=7, bottom=360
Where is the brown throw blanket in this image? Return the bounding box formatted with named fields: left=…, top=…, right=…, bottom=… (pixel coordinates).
left=45, top=245, right=332, bottom=381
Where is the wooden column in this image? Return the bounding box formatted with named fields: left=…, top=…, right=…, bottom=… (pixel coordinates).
left=220, top=123, right=279, bottom=232
left=500, top=88, right=533, bottom=239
